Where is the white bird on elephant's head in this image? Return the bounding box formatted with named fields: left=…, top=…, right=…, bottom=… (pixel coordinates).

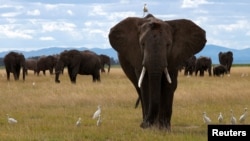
left=143, top=3, right=148, bottom=17
left=239, top=108, right=247, bottom=124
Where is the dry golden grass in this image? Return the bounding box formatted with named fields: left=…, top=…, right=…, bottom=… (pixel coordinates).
left=0, top=66, right=249, bottom=141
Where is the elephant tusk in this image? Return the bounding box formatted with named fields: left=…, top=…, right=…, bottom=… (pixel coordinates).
left=138, top=66, right=146, bottom=88
left=164, top=67, right=172, bottom=84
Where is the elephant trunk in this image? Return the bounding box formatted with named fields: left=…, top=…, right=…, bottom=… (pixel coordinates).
left=146, top=72, right=162, bottom=123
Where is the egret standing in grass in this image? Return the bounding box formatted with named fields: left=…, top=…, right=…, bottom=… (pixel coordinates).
left=230, top=109, right=237, bottom=124
left=218, top=112, right=223, bottom=123
left=203, top=112, right=211, bottom=124
left=239, top=108, right=247, bottom=124
left=7, top=114, right=17, bottom=124
left=93, top=105, right=101, bottom=119
left=76, top=117, right=81, bottom=127
left=143, top=3, right=148, bottom=17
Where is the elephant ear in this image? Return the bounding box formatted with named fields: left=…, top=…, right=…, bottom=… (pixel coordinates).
left=109, top=17, right=148, bottom=67
left=166, top=19, right=206, bottom=66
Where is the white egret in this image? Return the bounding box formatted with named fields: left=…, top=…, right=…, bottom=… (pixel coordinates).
left=7, top=114, right=17, bottom=124
left=97, top=114, right=102, bottom=126
left=218, top=112, right=223, bottom=123
left=143, top=3, right=148, bottom=17
left=32, top=82, right=35, bottom=86
left=93, top=105, right=101, bottom=119
left=230, top=109, right=237, bottom=124
left=76, top=117, right=81, bottom=127
left=239, top=108, right=247, bottom=124
left=203, top=112, right=211, bottom=124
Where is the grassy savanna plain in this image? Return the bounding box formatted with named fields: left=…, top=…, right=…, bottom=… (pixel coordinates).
left=0, top=66, right=249, bottom=141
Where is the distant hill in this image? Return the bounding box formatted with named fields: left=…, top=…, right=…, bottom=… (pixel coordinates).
left=0, top=47, right=118, bottom=60
left=0, top=44, right=249, bottom=64
left=196, top=44, right=250, bottom=64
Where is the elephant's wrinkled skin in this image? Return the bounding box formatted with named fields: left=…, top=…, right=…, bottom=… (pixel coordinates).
left=108, top=14, right=206, bottom=130
left=3, top=51, right=26, bottom=81
left=55, top=49, right=101, bottom=83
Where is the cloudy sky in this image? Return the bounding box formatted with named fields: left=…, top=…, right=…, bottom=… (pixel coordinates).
left=0, top=0, right=249, bottom=52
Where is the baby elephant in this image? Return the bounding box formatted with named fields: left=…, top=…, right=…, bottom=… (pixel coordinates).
left=213, top=64, right=228, bottom=77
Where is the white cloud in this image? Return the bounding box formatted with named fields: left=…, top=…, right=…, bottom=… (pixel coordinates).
left=42, top=22, right=76, bottom=32
left=88, top=5, right=107, bottom=16
left=67, top=9, right=74, bottom=15
left=39, top=36, right=55, bottom=41
left=1, top=12, right=21, bottom=17
left=181, top=0, right=210, bottom=8
left=0, top=25, right=33, bottom=39
left=27, top=9, right=40, bottom=16
left=218, top=20, right=250, bottom=32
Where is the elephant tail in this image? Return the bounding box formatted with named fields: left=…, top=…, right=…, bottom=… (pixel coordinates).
left=134, top=97, right=140, bottom=108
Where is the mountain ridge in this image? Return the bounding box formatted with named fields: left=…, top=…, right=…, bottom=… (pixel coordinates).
left=0, top=44, right=249, bottom=64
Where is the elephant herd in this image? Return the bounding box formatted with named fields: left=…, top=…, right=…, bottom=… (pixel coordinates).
left=2, top=14, right=236, bottom=131
left=3, top=50, right=111, bottom=82
left=181, top=51, right=233, bottom=77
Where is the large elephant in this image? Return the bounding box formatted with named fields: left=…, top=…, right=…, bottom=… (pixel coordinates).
left=108, top=14, right=206, bottom=130
left=3, top=51, right=26, bottom=81
left=99, top=54, right=111, bottom=73
left=37, top=55, right=58, bottom=76
left=24, top=58, right=37, bottom=75
left=213, top=64, right=228, bottom=77
left=55, top=49, right=101, bottom=83
left=195, top=56, right=212, bottom=77
left=218, top=51, right=233, bottom=73
left=183, top=55, right=196, bottom=76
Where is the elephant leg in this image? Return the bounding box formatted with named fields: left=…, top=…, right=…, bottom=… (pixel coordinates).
left=159, top=71, right=177, bottom=131
left=6, top=71, right=10, bottom=80
left=43, top=70, right=46, bottom=75
left=200, top=70, right=204, bottom=76
left=14, top=72, right=18, bottom=80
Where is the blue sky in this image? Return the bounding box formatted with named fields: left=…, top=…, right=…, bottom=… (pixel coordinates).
left=0, top=0, right=250, bottom=52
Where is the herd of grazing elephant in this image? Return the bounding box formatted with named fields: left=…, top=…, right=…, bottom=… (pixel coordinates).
left=2, top=13, right=236, bottom=131
left=3, top=49, right=111, bottom=83
left=180, top=51, right=233, bottom=77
